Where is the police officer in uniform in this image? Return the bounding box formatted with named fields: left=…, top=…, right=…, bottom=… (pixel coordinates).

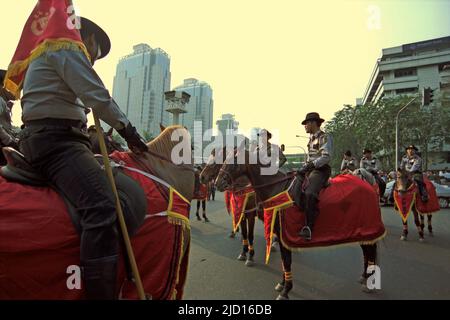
left=257, top=129, right=287, bottom=169
left=360, top=148, right=385, bottom=198
left=340, top=150, right=358, bottom=173
left=17, top=18, right=147, bottom=299
left=400, top=145, right=428, bottom=202
left=296, top=112, right=332, bottom=241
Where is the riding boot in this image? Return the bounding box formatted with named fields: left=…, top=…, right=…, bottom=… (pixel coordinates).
left=416, top=180, right=429, bottom=203
left=82, top=255, right=119, bottom=300
left=299, top=196, right=318, bottom=241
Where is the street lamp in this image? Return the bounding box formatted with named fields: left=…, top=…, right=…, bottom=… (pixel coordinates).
left=164, top=90, right=190, bottom=125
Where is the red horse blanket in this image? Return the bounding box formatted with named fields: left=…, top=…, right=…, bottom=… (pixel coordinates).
left=263, top=175, right=386, bottom=263
left=228, top=186, right=255, bottom=233
left=393, top=177, right=440, bottom=222
left=193, top=184, right=208, bottom=200
left=0, top=152, right=190, bottom=300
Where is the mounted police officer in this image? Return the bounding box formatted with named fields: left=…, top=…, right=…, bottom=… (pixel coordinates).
left=296, top=112, right=332, bottom=241
left=360, top=148, right=385, bottom=198
left=400, top=145, right=428, bottom=202
left=341, top=150, right=358, bottom=173
left=257, top=129, right=287, bottom=169
left=18, top=17, right=147, bottom=299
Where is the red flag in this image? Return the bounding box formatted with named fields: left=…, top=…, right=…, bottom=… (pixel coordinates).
left=4, top=0, right=90, bottom=99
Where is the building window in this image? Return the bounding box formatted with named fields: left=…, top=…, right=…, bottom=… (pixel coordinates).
left=395, top=87, right=418, bottom=94
left=394, top=68, right=417, bottom=78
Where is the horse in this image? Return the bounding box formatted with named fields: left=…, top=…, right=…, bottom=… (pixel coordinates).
left=394, top=168, right=439, bottom=242
left=200, top=147, right=265, bottom=267
left=215, top=147, right=384, bottom=300
left=0, top=125, right=194, bottom=300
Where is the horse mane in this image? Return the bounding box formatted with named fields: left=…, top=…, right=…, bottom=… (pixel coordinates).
left=148, top=125, right=185, bottom=157
left=139, top=125, right=194, bottom=200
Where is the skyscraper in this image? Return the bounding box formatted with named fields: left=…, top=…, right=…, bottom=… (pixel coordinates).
left=173, top=78, right=214, bottom=148
left=216, top=114, right=239, bottom=137
left=112, top=44, right=171, bottom=138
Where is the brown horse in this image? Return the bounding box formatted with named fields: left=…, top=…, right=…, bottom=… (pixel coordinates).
left=215, top=148, right=381, bottom=300
left=395, top=168, right=434, bottom=242
left=200, top=147, right=263, bottom=267
left=0, top=125, right=194, bottom=299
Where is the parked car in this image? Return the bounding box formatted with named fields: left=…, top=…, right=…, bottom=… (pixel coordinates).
left=383, top=180, right=450, bottom=208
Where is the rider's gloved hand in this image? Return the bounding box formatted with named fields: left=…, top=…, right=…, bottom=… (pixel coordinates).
left=117, top=123, right=148, bottom=154
left=297, top=162, right=315, bottom=176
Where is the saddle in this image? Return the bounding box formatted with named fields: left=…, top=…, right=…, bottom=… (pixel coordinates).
left=0, top=147, right=147, bottom=236
left=290, top=174, right=331, bottom=211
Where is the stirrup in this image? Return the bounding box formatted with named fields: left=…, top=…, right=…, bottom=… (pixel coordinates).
left=299, top=226, right=312, bottom=241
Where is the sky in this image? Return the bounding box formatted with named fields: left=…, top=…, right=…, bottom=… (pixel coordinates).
left=1, top=0, right=449, bottom=152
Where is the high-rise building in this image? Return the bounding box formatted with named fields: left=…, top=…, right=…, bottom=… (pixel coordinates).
left=112, top=43, right=171, bottom=138
left=173, top=78, right=214, bottom=148
left=361, top=36, right=450, bottom=105
left=216, top=114, right=239, bottom=137
left=360, top=36, right=450, bottom=170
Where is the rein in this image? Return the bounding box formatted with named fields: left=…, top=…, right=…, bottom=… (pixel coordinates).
left=251, top=172, right=296, bottom=191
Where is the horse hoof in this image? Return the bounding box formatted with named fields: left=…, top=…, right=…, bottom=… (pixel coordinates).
left=400, top=235, right=407, bottom=241
left=196, top=216, right=202, bottom=221
left=276, top=294, right=289, bottom=300
left=419, top=238, right=425, bottom=243
left=361, top=284, right=376, bottom=294
left=245, top=259, right=255, bottom=267
left=275, top=283, right=284, bottom=292
left=237, top=254, right=246, bottom=261
left=229, top=233, right=236, bottom=239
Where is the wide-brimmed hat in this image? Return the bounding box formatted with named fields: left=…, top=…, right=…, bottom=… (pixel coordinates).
left=344, top=150, right=352, bottom=157
left=406, top=145, right=419, bottom=152
left=301, top=112, right=325, bottom=125
left=80, top=17, right=111, bottom=60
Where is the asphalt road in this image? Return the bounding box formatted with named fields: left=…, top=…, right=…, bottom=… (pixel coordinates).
left=183, top=192, right=450, bottom=300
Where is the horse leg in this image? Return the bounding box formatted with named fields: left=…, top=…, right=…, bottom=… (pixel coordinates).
left=237, top=219, right=249, bottom=261
left=275, top=238, right=293, bottom=300
left=271, top=234, right=279, bottom=252
left=419, top=213, right=425, bottom=234
left=245, top=213, right=256, bottom=267
left=196, top=201, right=201, bottom=221
left=359, top=245, right=369, bottom=284
left=413, top=209, right=425, bottom=241
left=202, top=200, right=210, bottom=222
left=401, top=220, right=408, bottom=241
left=427, top=214, right=433, bottom=236
left=361, top=244, right=379, bottom=293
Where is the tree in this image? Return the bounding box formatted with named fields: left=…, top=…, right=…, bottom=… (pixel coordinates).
left=325, top=94, right=450, bottom=173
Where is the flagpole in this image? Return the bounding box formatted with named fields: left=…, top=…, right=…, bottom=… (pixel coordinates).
left=93, top=112, right=147, bottom=300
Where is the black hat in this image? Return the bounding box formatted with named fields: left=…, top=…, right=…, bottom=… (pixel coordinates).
left=301, top=112, right=325, bottom=125
left=363, top=148, right=372, bottom=154
left=80, top=17, right=111, bottom=60
left=406, top=145, right=418, bottom=152
left=0, top=69, right=6, bottom=85
left=344, top=150, right=352, bottom=157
